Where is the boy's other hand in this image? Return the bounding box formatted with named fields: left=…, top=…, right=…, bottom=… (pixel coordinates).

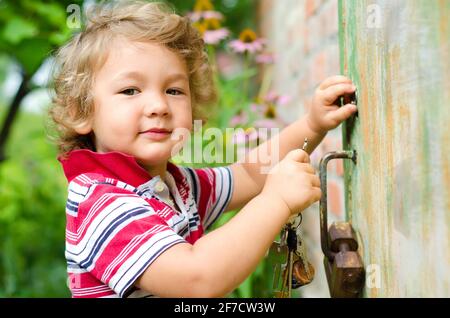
left=261, top=149, right=321, bottom=216
left=306, top=75, right=358, bottom=134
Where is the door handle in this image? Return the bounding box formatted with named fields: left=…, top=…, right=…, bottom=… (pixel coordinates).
left=319, top=150, right=365, bottom=298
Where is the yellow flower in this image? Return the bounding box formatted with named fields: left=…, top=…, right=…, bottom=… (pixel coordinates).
left=194, top=18, right=222, bottom=34
left=238, top=29, right=258, bottom=43
left=264, top=104, right=276, bottom=119
left=194, top=0, right=214, bottom=12
left=229, top=29, right=266, bottom=54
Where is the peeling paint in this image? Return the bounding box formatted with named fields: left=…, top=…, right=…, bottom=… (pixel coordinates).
left=339, top=0, right=449, bottom=297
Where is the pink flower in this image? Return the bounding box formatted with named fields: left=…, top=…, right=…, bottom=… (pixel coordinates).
left=264, top=91, right=278, bottom=103
left=229, top=29, right=266, bottom=54
left=203, top=28, right=229, bottom=45
left=264, top=91, right=291, bottom=106
left=203, top=11, right=224, bottom=20
left=230, top=111, right=248, bottom=127
left=277, top=94, right=292, bottom=106
left=229, top=39, right=266, bottom=54
left=250, top=102, right=264, bottom=112
left=187, top=10, right=224, bottom=22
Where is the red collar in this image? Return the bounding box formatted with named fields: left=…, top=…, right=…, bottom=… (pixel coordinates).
left=58, top=149, right=184, bottom=188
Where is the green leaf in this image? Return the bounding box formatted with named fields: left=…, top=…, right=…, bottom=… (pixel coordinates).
left=14, top=38, right=51, bottom=75
left=24, top=1, right=66, bottom=27
left=2, top=17, right=38, bottom=45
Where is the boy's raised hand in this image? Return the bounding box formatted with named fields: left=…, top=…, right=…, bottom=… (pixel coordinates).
left=262, top=149, right=321, bottom=216
left=306, top=75, right=358, bottom=134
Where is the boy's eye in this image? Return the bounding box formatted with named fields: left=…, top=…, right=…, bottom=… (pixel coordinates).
left=120, top=88, right=140, bottom=96
left=167, top=88, right=183, bottom=95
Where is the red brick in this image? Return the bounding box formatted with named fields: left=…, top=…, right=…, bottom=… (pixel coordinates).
left=328, top=0, right=339, bottom=37
left=305, top=0, right=317, bottom=18
left=335, top=159, right=344, bottom=176
left=313, top=51, right=327, bottom=84
left=327, top=179, right=343, bottom=217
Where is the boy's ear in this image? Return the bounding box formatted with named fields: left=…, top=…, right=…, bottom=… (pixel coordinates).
left=73, top=118, right=93, bottom=135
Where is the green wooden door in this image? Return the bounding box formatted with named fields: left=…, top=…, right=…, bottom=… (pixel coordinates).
left=338, top=0, right=449, bottom=297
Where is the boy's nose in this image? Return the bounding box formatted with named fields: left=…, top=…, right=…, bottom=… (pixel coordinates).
left=144, top=95, right=170, bottom=117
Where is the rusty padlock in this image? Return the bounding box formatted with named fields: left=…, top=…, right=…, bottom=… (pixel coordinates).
left=319, top=151, right=365, bottom=298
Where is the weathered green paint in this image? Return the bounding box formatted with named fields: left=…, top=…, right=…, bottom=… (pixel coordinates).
left=339, top=0, right=449, bottom=297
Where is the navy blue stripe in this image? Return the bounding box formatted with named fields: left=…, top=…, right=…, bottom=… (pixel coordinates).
left=178, top=224, right=189, bottom=237
left=172, top=214, right=186, bottom=228
left=69, top=189, right=86, bottom=197
left=189, top=215, right=200, bottom=222
left=67, top=198, right=79, bottom=206
left=66, top=203, right=78, bottom=212
left=204, top=168, right=225, bottom=227
left=206, top=167, right=233, bottom=230
left=78, top=206, right=152, bottom=268
left=185, top=168, right=199, bottom=205
left=79, top=206, right=150, bottom=267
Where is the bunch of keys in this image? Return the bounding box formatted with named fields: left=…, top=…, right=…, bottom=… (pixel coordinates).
left=271, top=138, right=315, bottom=298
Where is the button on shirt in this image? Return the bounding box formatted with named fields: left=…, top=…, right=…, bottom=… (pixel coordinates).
left=59, top=149, right=233, bottom=298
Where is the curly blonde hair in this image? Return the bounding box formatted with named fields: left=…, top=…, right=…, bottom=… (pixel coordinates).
left=49, top=0, right=217, bottom=155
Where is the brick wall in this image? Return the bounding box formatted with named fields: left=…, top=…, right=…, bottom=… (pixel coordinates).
left=258, top=0, right=343, bottom=298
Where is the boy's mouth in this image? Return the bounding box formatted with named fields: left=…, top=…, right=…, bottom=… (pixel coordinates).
left=140, top=127, right=173, bottom=141
left=141, top=128, right=172, bottom=134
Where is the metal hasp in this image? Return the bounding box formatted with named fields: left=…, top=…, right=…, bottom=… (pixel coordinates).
left=319, top=150, right=365, bottom=298
left=335, top=90, right=358, bottom=117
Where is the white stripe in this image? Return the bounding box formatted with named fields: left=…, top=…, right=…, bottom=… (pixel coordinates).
left=76, top=174, right=92, bottom=184
left=72, top=287, right=113, bottom=296
left=110, top=231, right=184, bottom=295
left=66, top=192, right=113, bottom=239
left=73, top=285, right=112, bottom=293
left=204, top=167, right=232, bottom=229
left=159, top=206, right=172, bottom=218
left=68, top=182, right=89, bottom=198
left=67, top=267, right=88, bottom=274
left=66, top=197, right=156, bottom=258
left=66, top=192, right=150, bottom=240
left=66, top=208, right=78, bottom=217
left=101, top=224, right=166, bottom=282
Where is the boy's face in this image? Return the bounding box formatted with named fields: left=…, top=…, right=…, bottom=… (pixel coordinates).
left=80, top=38, right=193, bottom=168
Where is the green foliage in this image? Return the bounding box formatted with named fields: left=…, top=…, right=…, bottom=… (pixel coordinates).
left=0, top=107, right=69, bottom=297
left=167, top=0, right=276, bottom=298
left=0, top=0, right=275, bottom=298
left=166, top=0, right=257, bottom=37
left=0, top=0, right=82, bottom=75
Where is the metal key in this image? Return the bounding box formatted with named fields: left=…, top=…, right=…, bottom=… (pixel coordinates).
left=278, top=226, right=299, bottom=298
left=290, top=137, right=315, bottom=287
left=274, top=137, right=312, bottom=297
left=270, top=227, right=289, bottom=292
left=292, top=228, right=315, bottom=287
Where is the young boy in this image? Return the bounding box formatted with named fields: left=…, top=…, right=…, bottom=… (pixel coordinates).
left=50, top=1, right=357, bottom=298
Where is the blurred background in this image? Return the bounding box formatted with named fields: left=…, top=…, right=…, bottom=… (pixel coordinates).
left=2, top=0, right=447, bottom=298
left=0, top=0, right=351, bottom=298
left=0, top=0, right=289, bottom=297
left=2, top=0, right=338, bottom=298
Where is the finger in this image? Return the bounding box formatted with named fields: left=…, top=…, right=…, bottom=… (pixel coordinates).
left=318, top=75, right=352, bottom=90
left=322, top=83, right=356, bottom=104
left=310, top=175, right=321, bottom=188
left=298, top=163, right=315, bottom=174
left=307, top=187, right=322, bottom=204
left=286, top=148, right=310, bottom=163
left=312, top=187, right=322, bottom=201
left=326, top=103, right=358, bottom=123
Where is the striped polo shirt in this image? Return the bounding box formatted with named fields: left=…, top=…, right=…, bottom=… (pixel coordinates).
left=59, top=149, right=233, bottom=298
